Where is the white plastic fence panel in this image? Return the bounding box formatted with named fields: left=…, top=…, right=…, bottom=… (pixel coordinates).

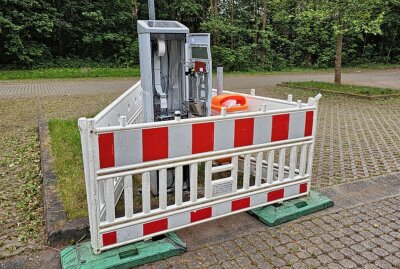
left=94, top=81, right=144, bottom=127
left=79, top=87, right=321, bottom=254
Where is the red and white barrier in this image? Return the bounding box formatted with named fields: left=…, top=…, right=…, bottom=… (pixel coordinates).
left=79, top=84, right=321, bottom=254
left=97, top=110, right=314, bottom=169
left=100, top=181, right=308, bottom=249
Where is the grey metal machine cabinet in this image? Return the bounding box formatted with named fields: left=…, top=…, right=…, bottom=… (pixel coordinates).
left=138, top=20, right=212, bottom=195
left=137, top=20, right=212, bottom=123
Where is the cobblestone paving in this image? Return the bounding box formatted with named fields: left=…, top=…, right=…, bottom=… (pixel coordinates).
left=0, top=69, right=399, bottom=98
left=142, top=195, right=400, bottom=269
left=0, top=78, right=136, bottom=98
left=1, top=75, right=400, bottom=262
left=313, top=96, right=400, bottom=188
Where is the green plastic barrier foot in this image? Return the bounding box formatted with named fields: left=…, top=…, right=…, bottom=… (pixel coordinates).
left=60, top=233, right=186, bottom=269
left=249, top=190, right=334, bottom=227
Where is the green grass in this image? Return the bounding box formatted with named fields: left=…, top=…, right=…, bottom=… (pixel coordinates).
left=48, top=119, right=87, bottom=219
left=1, top=63, right=399, bottom=80
left=0, top=67, right=140, bottom=80
left=223, top=63, right=400, bottom=76
left=285, top=81, right=398, bottom=96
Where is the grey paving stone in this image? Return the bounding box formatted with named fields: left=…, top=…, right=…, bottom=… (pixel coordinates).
left=283, top=253, right=299, bottom=264
left=384, top=255, right=400, bottom=267
left=328, top=251, right=345, bottom=260
left=361, top=251, right=380, bottom=262
left=381, top=243, right=399, bottom=254
left=327, top=263, right=345, bottom=269
left=372, top=247, right=390, bottom=258
left=220, top=260, right=241, bottom=269
left=339, top=236, right=356, bottom=246
left=363, top=264, right=380, bottom=269
left=374, top=259, right=393, bottom=269
left=296, top=250, right=311, bottom=260
left=304, top=258, right=320, bottom=268
left=349, top=233, right=365, bottom=242
left=254, top=261, right=275, bottom=269
left=339, top=259, right=357, bottom=268
left=330, top=240, right=346, bottom=249
left=235, top=256, right=252, bottom=267
left=269, top=257, right=286, bottom=268
left=360, top=241, right=377, bottom=250
left=340, top=247, right=356, bottom=258
left=249, top=252, right=265, bottom=263
left=317, top=254, right=333, bottom=265
left=350, top=254, right=368, bottom=266
left=291, top=262, right=307, bottom=269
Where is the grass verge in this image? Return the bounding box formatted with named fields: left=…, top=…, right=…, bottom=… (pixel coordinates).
left=0, top=67, right=140, bottom=80
left=285, top=81, right=398, bottom=96
left=48, top=119, right=87, bottom=219
left=1, top=63, right=399, bottom=80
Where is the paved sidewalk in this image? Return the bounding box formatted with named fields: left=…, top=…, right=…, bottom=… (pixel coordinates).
left=1, top=173, right=399, bottom=269
left=0, top=68, right=399, bottom=98
left=1, top=82, right=400, bottom=261
left=0, top=78, right=138, bottom=98
left=141, top=174, right=400, bottom=269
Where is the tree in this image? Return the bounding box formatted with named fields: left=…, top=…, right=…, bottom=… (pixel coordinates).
left=262, top=0, right=268, bottom=31
left=1, top=0, right=399, bottom=70
left=0, top=0, right=56, bottom=67
left=316, top=0, right=385, bottom=84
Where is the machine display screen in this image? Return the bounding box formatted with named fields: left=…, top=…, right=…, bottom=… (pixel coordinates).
left=191, top=47, right=208, bottom=59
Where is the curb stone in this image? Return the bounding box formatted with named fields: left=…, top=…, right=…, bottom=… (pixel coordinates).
left=38, top=121, right=90, bottom=246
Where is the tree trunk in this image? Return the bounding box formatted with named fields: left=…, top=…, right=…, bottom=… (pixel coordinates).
left=334, top=32, right=343, bottom=85
left=387, top=23, right=399, bottom=61
left=214, top=0, right=219, bottom=15
left=231, top=0, right=234, bottom=50
left=211, top=0, right=219, bottom=46
left=262, top=0, right=267, bottom=31
left=254, top=0, right=258, bottom=44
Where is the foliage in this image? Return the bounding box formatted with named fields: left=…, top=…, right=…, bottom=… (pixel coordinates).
left=0, top=0, right=399, bottom=70
left=0, top=0, right=56, bottom=67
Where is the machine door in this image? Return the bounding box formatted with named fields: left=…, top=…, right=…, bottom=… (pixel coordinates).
left=186, top=33, right=212, bottom=116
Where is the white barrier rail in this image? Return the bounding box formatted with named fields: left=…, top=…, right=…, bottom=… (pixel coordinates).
left=94, top=81, right=144, bottom=127
left=91, top=82, right=145, bottom=221
left=79, top=82, right=320, bottom=254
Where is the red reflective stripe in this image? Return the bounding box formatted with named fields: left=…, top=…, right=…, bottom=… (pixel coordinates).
left=234, top=118, right=254, bottom=147
left=267, top=189, right=284, bottom=202
left=142, top=127, right=168, bottom=162
left=231, top=197, right=250, bottom=211
left=304, top=111, right=314, bottom=137
left=190, top=207, right=212, bottom=222
left=299, top=183, right=308, bottom=194
left=192, top=122, right=214, bottom=154
left=102, top=231, right=117, bottom=246
left=98, top=133, right=115, bottom=168
left=271, top=114, right=290, bottom=142
left=143, top=218, right=168, bottom=236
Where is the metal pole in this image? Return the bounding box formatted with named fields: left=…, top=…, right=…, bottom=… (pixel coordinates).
left=216, top=64, right=223, bottom=95
left=148, top=0, right=155, bottom=20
